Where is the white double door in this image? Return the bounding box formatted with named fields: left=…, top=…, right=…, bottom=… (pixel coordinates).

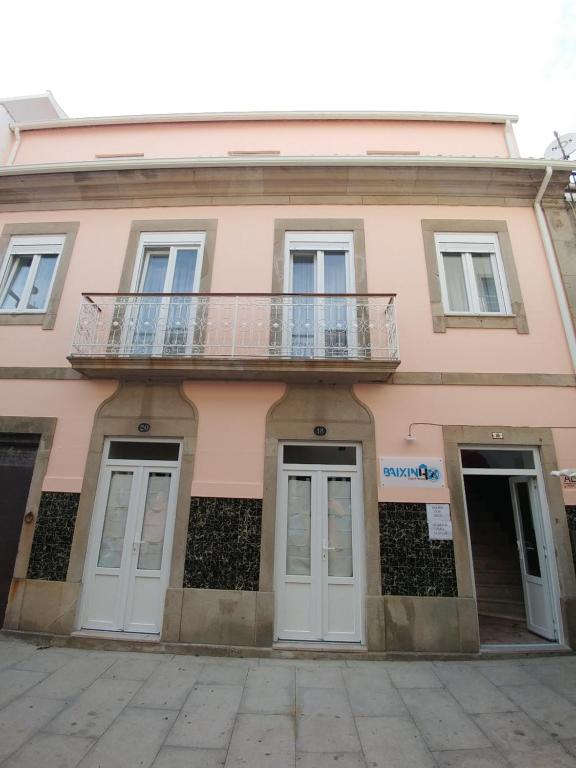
left=509, top=476, right=556, bottom=641
left=81, top=458, right=179, bottom=634
left=276, top=465, right=363, bottom=643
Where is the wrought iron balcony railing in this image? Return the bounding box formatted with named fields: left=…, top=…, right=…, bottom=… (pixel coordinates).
left=69, top=292, right=399, bottom=381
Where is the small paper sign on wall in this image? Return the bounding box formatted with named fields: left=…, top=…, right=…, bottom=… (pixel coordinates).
left=426, top=503, right=453, bottom=540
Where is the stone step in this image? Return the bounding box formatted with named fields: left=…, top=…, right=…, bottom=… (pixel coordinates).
left=476, top=583, right=524, bottom=602
left=472, top=543, right=518, bottom=558
left=474, top=569, right=522, bottom=586
left=477, top=598, right=526, bottom=621
left=473, top=556, right=520, bottom=572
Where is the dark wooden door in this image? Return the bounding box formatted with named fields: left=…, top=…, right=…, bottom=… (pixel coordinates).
left=0, top=435, right=39, bottom=624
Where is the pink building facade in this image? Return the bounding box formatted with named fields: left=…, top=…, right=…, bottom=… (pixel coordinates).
left=0, top=109, right=575, bottom=654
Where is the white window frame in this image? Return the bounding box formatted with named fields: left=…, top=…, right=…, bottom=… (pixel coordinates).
left=130, top=231, right=206, bottom=294
left=0, top=235, right=65, bottom=314
left=435, top=232, right=512, bottom=316
left=283, top=232, right=355, bottom=294
left=282, top=232, right=356, bottom=357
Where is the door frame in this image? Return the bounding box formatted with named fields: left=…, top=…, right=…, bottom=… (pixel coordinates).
left=78, top=437, right=182, bottom=634
left=459, top=444, right=563, bottom=645
left=273, top=440, right=366, bottom=644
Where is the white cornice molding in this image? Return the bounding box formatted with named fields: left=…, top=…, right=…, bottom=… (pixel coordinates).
left=10, top=110, right=519, bottom=131
left=0, top=154, right=570, bottom=177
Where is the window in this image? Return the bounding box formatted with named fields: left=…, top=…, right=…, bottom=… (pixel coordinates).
left=127, top=232, right=205, bottom=354
left=435, top=233, right=511, bottom=315
left=0, top=235, right=64, bottom=313
left=283, top=232, right=355, bottom=357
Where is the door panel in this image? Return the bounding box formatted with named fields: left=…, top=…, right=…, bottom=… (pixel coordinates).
left=276, top=456, right=363, bottom=643
left=0, top=436, right=39, bottom=624
left=82, top=457, right=178, bottom=634
left=509, top=477, right=555, bottom=641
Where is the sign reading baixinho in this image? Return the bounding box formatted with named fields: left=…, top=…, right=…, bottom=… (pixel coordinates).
left=379, top=457, right=445, bottom=488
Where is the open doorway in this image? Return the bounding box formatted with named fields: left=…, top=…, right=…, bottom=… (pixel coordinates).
left=461, top=447, right=558, bottom=646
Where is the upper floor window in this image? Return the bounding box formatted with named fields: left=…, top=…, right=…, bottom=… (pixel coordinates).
left=0, top=235, right=65, bottom=313
left=284, top=232, right=355, bottom=294
left=128, top=231, right=206, bottom=355
left=132, top=232, right=206, bottom=294
left=435, top=233, right=511, bottom=315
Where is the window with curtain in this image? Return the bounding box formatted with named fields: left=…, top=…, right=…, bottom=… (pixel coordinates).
left=435, top=233, right=510, bottom=315
left=0, top=236, right=64, bottom=313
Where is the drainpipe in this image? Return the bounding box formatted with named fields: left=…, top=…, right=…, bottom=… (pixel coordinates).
left=534, top=166, right=576, bottom=372
left=6, top=124, right=21, bottom=165
left=504, top=120, right=520, bottom=158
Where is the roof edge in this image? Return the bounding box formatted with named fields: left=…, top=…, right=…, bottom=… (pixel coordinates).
left=11, top=110, right=519, bottom=131
left=0, top=154, right=569, bottom=177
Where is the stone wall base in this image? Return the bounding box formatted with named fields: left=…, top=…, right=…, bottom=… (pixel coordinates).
left=4, top=578, right=80, bottom=635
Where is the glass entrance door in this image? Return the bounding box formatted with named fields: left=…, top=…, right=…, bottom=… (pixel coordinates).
left=509, top=477, right=556, bottom=640
left=81, top=442, right=180, bottom=633
left=276, top=445, right=363, bottom=643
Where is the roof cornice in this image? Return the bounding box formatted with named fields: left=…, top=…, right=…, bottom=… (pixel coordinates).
left=0, top=154, right=570, bottom=176
left=10, top=110, right=519, bottom=131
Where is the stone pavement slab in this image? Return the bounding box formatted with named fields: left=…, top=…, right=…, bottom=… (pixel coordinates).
left=76, top=707, right=177, bottom=768
left=28, top=653, right=116, bottom=699
left=432, top=747, right=511, bottom=767
left=225, top=713, right=295, bottom=768
left=240, top=665, right=295, bottom=715
left=131, top=659, right=203, bottom=710
left=166, top=684, right=243, bottom=749
left=355, top=715, right=436, bottom=768
left=296, top=754, right=367, bottom=768
left=151, top=745, right=227, bottom=768
left=296, top=714, right=361, bottom=753
left=45, top=677, right=142, bottom=738
left=0, top=668, right=47, bottom=708
left=433, top=664, right=518, bottom=714
left=1, top=733, right=94, bottom=768
left=0, top=696, right=67, bottom=762
left=501, top=683, right=576, bottom=739
left=1, top=637, right=576, bottom=767
left=343, top=667, right=407, bottom=717
left=400, top=688, right=492, bottom=751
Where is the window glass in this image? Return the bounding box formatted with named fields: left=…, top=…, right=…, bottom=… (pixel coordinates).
left=442, top=253, right=469, bottom=312
left=472, top=254, right=500, bottom=312
left=97, top=471, right=132, bottom=568
left=516, top=481, right=541, bottom=577
left=327, top=477, right=353, bottom=577
left=461, top=449, right=535, bottom=470
left=286, top=475, right=311, bottom=575
left=283, top=445, right=356, bottom=465
left=137, top=472, right=171, bottom=570
left=108, top=441, right=180, bottom=461
left=140, top=250, right=169, bottom=292
left=27, top=255, right=58, bottom=309
left=0, top=256, right=33, bottom=310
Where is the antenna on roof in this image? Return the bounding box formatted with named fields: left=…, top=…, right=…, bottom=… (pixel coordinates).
left=545, top=132, right=576, bottom=212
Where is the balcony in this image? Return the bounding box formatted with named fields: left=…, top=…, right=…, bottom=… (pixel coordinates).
left=68, top=293, right=400, bottom=382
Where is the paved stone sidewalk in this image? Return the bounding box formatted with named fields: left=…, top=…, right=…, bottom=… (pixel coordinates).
left=1, top=637, right=576, bottom=767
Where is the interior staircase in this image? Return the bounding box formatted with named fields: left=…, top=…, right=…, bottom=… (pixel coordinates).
left=470, top=518, right=526, bottom=622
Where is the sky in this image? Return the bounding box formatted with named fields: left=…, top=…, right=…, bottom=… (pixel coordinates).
left=2, top=0, right=575, bottom=158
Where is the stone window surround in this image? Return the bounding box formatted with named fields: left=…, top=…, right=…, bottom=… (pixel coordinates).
left=0, top=222, right=79, bottom=329
left=272, top=219, right=368, bottom=294
left=421, top=219, right=529, bottom=334
left=443, top=424, right=576, bottom=648
left=118, top=219, right=217, bottom=293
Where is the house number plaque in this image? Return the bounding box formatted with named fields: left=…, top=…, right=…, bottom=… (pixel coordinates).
left=138, top=423, right=151, bottom=433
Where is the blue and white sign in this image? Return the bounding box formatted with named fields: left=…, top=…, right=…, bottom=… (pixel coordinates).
left=379, top=457, right=445, bottom=488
